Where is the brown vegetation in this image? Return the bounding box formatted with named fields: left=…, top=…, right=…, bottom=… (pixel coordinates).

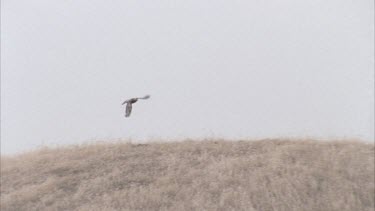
left=1, top=139, right=374, bottom=211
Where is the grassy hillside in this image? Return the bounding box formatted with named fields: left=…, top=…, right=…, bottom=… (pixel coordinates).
left=1, top=139, right=374, bottom=211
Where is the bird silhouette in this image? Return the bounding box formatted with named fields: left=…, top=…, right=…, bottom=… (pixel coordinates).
left=122, top=95, right=150, bottom=117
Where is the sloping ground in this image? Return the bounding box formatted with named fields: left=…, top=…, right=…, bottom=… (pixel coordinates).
left=1, top=139, right=374, bottom=211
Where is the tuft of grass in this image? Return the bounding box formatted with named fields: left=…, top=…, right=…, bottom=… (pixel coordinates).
left=1, top=139, right=374, bottom=211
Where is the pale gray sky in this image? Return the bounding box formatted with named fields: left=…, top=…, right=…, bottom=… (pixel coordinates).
left=1, top=0, right=374, bottom=154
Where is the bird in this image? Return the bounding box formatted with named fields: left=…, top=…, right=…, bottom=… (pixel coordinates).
left=121, top=95, right=150, bottom=117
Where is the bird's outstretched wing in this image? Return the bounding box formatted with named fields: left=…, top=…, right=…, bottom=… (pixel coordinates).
left=125, top=103, right=132, bottom=117
left=139, top=95, right=150, bottom=100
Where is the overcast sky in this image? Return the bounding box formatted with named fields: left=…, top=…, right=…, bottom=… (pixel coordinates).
left=1, top=0, right=374, bottom=154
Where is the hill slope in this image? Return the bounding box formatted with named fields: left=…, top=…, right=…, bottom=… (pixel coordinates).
left=1, top=139, right=374, bottom=211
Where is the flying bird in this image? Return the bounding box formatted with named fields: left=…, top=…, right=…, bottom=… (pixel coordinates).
left=122, top=95, right=150, bottom=117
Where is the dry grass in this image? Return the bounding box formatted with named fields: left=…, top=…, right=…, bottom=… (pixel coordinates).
left=1, top=139, right=374, bottom=211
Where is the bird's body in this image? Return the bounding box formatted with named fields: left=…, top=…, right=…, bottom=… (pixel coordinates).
left=122, top=95, right=150, bottom=117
